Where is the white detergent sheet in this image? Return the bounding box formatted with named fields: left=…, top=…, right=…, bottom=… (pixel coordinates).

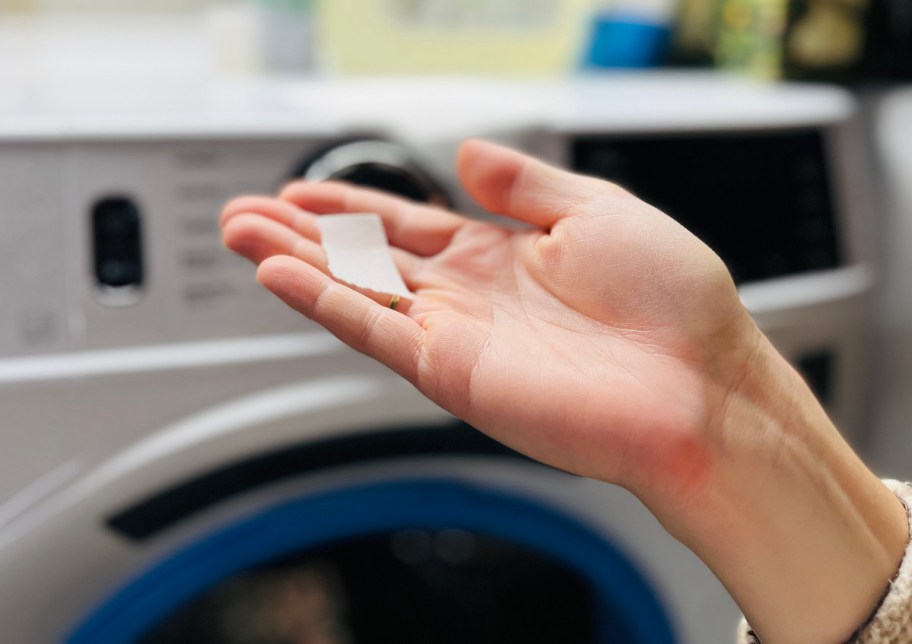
left=316, top=213, right=412, bottom=298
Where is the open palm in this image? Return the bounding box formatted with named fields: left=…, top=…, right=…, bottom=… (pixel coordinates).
left=221, top=140, right=760, bottom=507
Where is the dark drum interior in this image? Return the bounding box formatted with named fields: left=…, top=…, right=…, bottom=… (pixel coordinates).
left=138, top=529, right=612, bottom=644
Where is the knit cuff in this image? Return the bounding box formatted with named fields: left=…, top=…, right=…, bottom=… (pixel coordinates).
left=735, top=479, right=912, bottom=644
left=854, top=480, right=912, bottom=643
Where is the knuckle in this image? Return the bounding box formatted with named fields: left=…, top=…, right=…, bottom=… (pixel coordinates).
left=354, top=304, right=383, bottom=349
left=278, top=180, right=306, bottom=200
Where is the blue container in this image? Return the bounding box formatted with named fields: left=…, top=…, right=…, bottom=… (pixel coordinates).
left=582, top=11, right=673, bottom=68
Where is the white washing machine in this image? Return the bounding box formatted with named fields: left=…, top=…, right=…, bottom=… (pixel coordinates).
left=0, top=74, right=873, bottom=643
left=865, top=87, right=912, bottom=478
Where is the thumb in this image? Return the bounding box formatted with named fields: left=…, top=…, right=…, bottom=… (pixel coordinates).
left=456, top=139, right=623, bottom=229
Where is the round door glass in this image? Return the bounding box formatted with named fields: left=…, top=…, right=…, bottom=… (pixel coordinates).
left=71, top=480, right=675, bottom=644
left=139, top=529, right=601, bottom=644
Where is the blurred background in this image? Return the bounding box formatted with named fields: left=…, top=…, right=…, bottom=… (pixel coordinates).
left=0, top=0, right=909, bottom=79
left=1, top=1, right=911, bottom=643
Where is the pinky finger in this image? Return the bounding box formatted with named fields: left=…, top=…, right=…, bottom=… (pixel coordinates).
left=257, top=255, right=425, bottom=382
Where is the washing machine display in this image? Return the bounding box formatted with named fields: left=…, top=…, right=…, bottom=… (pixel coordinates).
left=571, top=129, right=842, bottom=284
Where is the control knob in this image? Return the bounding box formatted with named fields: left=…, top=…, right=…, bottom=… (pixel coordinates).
left=295, top=140, right=452, bottom=207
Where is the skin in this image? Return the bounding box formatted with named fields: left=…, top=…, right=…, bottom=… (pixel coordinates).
left=221, top=139, right=908, bottom=643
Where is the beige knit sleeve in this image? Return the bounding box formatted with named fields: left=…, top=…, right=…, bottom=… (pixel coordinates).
left=735, top=480, right=912, bottom=644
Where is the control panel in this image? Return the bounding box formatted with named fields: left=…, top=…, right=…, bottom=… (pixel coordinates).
left=0, top=134, right=466, bottom=358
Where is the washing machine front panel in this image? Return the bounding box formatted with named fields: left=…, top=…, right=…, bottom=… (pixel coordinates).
left=0, top=373, right=739, bottom=644
left=0, top=76, right=872, bottom=644
left=0, top=334, right=384, bottom=508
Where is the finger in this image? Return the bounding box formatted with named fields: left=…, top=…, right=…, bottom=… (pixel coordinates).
left=223, top=213, right=424, bottom=307
left=223, top=214, right=327, bottom=269
left=457, top=139, right=625, bottom=229
left=221, top=195, right=321, bottom=242
left=257, top=255, right=425, bottom=381
left=279, top=180, right=467, bottom=257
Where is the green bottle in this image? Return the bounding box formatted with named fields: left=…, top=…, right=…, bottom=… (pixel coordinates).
left=713, top=0, right=788, bottom=78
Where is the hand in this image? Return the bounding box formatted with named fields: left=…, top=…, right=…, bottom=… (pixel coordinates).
left=221, top=139, right=755, bottom=508
left=221, top=140, right=908, bottom=643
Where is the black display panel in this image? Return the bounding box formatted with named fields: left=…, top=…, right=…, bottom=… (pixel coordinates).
left=138, top=530, right=603, bottom=644
left=92, top=196, right=144, bottom=289
left=571, top=129, right=843, bottom=284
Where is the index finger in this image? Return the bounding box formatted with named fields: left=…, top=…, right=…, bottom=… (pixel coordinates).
left=280, top=180, right=468, bottom=257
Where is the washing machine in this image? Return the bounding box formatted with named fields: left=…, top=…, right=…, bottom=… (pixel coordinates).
left=864, top=87, right=912, bottom=478
left=0, top=74, right=873, bottom=643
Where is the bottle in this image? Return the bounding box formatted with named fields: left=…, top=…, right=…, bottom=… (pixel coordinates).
left=713, top=0, right=788, bottom=79
left=582, top=0, right=679, bottom=68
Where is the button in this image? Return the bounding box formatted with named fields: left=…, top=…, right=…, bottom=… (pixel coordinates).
left=92, top=196, right=144, bottom=290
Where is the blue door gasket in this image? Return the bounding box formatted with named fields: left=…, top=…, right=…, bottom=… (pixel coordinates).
left=70, top=479, right=676, bottom=643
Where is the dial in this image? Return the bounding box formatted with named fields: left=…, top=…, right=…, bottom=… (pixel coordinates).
left=294, top=140, right=452, bottom=207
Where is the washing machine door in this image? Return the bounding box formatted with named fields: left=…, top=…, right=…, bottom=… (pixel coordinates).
left=74, top=479, right=675, bottom=644
left=0, top=374, right=677, bottom=644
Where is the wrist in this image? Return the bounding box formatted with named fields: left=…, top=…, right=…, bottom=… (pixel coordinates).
left=664, top=333, right=908, bottom=643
